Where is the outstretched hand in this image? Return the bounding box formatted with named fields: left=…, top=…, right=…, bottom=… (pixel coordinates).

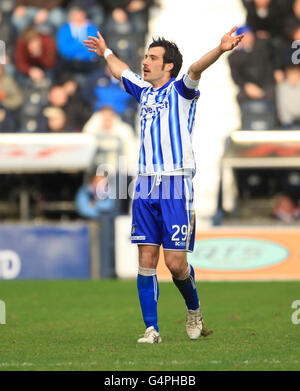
left=83, top=31, right=107, bottom=57
left=220, top=26, right=244, bottom=52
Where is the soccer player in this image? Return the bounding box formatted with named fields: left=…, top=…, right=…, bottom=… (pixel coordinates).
left=84, top=27, right=244, bottom=343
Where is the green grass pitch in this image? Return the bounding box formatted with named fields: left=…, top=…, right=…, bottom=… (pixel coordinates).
left=0, top=279, right=299, bottom=371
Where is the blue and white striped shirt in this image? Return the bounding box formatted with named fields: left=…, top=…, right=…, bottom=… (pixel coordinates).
left=122, top=69, right=200, bottom=175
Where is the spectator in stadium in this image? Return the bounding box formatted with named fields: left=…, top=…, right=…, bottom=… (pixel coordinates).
left=271, top=194, right=300, bottom=222
left=101, top=0, right=155, bottom=34
left=56, top=4, right=99, bottom=74
left=41, top=106, right=75, bottom=133
left=82, top=65, right=137, bottom=127
left=0, top=9, right=16, bottom=57
left=242, top=0, right=286, bottom=39
left=46, top=81, right=90, bottom=131
left=82, top=106, right=138, bottom=175
left=242, top=0, right=291, bottom=78
left=11, top=0, right=68, bottom=33
left=283, top=0, right=300, bottom=41
left=275, top=25, right=300, bottom=75
left=0, top=0, right=14, bottom=14
left=66, top=0, right=105, bottom=27
left=14, top=25, right=57, bottom=84
left=0, top=64, right=24, bottom=113
left=228, top=25, right=276, bottom=106
left=103, top=5, right=133, bottom=35
left=59, top=73, right=93, bottom=129
left=47, top=84, right=69, bottom=108
left=0, top=5, right=16, bottom=77
left=0, top=106, right=18, bottom=132
left=76, top=171, right=117, bottom=278
left=276, top=65, right=300, bottom=129
left=75, top=172, right=115, bottom=220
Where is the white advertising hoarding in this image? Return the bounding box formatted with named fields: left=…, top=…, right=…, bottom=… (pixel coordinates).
left=0, top=133, right=97, bottom=173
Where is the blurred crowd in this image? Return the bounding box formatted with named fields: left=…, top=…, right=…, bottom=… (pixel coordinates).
left=223, top=0, right=300, bottom=225
left=0, top=0, right=156, bottom=221
left=228, top=0, right=300, bottom=130
left=0, top=0, right=156, bottom=136
left=3, top=0, right=300, bottom=223
left=3, top=0, right=298, bottom=135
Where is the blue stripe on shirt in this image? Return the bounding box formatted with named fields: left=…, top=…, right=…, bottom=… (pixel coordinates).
left=151, top=113, right=164, bottom=172
left=139, top=116, right=147, bottom=173
left=168, top=88, right=183, bottom=169
left=188, top=99, right=197, bottom=134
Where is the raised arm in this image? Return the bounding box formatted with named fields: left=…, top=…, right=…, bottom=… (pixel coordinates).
left=83, top=31, right=129, bottom=80
left=188, top=26, right=244, bottom=81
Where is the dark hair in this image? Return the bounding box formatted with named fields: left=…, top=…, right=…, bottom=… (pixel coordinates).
left=149, top=37, right=183, bottom=78
left=23, top=25, right=40, bottom=42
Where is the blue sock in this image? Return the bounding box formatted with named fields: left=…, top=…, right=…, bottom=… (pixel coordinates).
left=137, top=271, right=159, bottom=332
left=172, top=264, right=199, bottom=310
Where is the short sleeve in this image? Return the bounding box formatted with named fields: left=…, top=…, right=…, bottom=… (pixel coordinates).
left=121, top=69, right=152, bottom=103
left=174, top=74, right=200, bottom=100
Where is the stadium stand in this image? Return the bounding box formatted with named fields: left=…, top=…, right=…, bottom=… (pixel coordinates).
left=0, top=0, right=155, bottom=223
left=14, top=25, right=57, bottom=83
left=82, top=106, right=138, bottom=174
left=276, top=64, right=300, bottom=129
left=213, top=0, right=300, bottom=226
left=0, top=63, right=24, bottom=126
left=227, top=24, right=277, bottom=130
left=11, top=0, right=68, bottom=33
left=81, top=64, right=137, bottom=128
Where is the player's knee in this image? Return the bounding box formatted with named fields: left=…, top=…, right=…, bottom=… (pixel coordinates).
left=138, top=245, right=159, bottom=268
left=168, top=264, right=187, bottom=279
left=164, top=252, right=187, bottom=279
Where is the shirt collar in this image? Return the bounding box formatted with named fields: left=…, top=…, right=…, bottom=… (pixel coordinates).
left=152, top=77, right=175, bottom=92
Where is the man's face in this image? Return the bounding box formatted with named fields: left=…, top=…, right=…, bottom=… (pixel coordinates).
left=293, top=27, right=300, bottom=41
left=101, top=108, right=115, bottom=130
left=48, top=86, right=68, bottom=107
left=286, top=67, right=300, bottom=86
left=28, top=36, right=42, bottom=57
left=142, top=46, right=172, bottom=85
left=48, top=113, right=66, bottom=132
left=254, top=0, right=271, bottom=8
left=69, top=9, right=87, bottom=25
left=92, top=175, right=108, bottom=196
left=294, top=0, right=300, bottom=17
